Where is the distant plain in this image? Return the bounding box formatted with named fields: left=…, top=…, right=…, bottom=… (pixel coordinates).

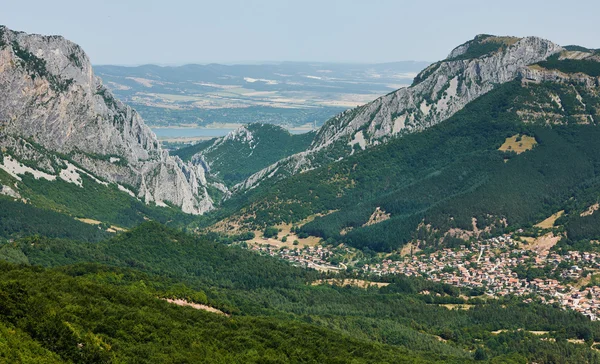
left=95, top=61, right=429, bottom=139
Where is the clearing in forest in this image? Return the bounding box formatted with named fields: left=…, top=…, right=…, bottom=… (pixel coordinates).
left=439, top=304, right=475, bottom=311
left=163, top=298, right=229, bottom=316
left=534, top=211, right=564, bottom=229
left=362, top=207, right=391, bottom=227
left=498, top=134, right=537, bottom=154
left=520, top=232, right=561, bottom=254
left=311, top=279, right=390, bottom=289
left=75, top=217, right=127, bottom=233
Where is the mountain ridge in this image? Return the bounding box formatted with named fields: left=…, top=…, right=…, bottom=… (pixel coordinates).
left=0, top=25, right=213, bottom=214
left=230, top=35, right=563, bottom=192
left=3, top=26, right=600, bottom=363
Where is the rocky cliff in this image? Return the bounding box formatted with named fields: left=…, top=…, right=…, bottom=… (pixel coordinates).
left=234, top=35, right=563, bottom=191
left=0, top=26, right=212, bottom=214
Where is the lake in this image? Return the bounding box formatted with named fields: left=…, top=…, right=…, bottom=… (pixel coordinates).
left=151, top=127, right=312, bottom=139
left=152, top=128, right=235, bottom=138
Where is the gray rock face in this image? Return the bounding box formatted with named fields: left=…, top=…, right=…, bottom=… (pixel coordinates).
left=520, top=64, right=600, bottom=87
left=235, top=36, right=563, bottom=192
left=311, top=36, right=562, bottom=151
left=0, top=26, right=212, bottom=214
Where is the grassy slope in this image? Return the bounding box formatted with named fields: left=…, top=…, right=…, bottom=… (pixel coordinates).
left=0, top=151, right=198, bottom=240
left=537, top=54, right=600, bottom=77
left=17, top=173, right=195, bottom=228
left=447, top=34, right=517, bottom=61
left=0, top=196, right=111, bottom=242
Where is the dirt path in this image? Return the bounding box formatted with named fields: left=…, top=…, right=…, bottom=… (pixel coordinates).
left=163, top=298, right=229, bottom=316
left=312, top=279, right=389, bottom=289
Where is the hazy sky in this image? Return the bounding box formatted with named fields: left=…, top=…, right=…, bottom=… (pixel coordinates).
left=2, top=0, right=599, bottom=65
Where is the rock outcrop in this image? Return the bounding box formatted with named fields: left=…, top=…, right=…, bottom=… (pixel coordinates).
left=0, top=26, right=212, bottom=214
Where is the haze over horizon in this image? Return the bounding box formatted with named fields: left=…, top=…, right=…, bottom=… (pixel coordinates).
left=2, top=0, right=600, bottom=65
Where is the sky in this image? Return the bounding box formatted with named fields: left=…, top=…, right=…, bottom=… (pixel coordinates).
left=1, top=0, right=599, bottom=65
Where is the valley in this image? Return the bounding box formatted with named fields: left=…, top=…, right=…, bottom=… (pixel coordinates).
left=2, top=22, right=600, bottom=363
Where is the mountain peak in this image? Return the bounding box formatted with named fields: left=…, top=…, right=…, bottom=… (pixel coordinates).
left=447, top=35, right=554, bottom=61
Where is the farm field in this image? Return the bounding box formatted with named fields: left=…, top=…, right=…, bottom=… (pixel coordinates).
left=95, top=61, right=428, bottom=128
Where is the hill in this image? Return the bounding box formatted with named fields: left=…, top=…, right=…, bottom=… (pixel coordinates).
left=174, top=123, right=315, bottom=186
left=232, top=35, right=562, bottom=191
left=0, top=262, right=449, bottom=363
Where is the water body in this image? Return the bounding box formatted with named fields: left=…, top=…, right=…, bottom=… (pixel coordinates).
left=152, top=128, right=235, bottom=138
left=151, top=126, right=311, bottom=139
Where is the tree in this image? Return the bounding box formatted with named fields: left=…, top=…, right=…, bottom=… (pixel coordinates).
left=474, top=347, right=488, bottom=361
left=263, top=226, right=278, bottom=239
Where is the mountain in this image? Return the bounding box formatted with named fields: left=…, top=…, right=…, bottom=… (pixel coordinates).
left=0, top=26, right=213, bottom=215
left=174, top=123, right=315, bottom=187
left=214, top=36, right=600, bottom=252
left=233, top=35, right=563, bottom=191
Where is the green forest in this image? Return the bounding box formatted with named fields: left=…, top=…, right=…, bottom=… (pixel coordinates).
left=0, top=150, right=198, bottom=240
left=1, top=223, right=600, bottom=363
left=4, top=26, right=600, bottom=363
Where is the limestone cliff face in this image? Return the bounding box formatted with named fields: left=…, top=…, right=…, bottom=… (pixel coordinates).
left=0, top=26, right=212, bottom=214
left=234, top=35, right=563, bottom=192
left=518, top=53, right=600, bottom=126
left=312, top=36, right=561, bottom=148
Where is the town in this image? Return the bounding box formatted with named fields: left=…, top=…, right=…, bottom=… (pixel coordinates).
left=249, top=234, right=600, bottom=321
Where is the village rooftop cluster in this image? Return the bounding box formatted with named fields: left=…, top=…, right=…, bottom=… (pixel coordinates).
left=249, top=234, right=600, bottom=321
left=362, top=235, right=600, bottom=320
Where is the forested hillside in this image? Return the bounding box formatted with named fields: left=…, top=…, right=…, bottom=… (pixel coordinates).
left=174, top=123, right=315, bottom=186
left=215, top=77, right=600, bottom=252
left=2, top=223, right=600, bottom=363
left=0, top=263, right=446, bottom=363
left=0, top=149, right=196, bottom=240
